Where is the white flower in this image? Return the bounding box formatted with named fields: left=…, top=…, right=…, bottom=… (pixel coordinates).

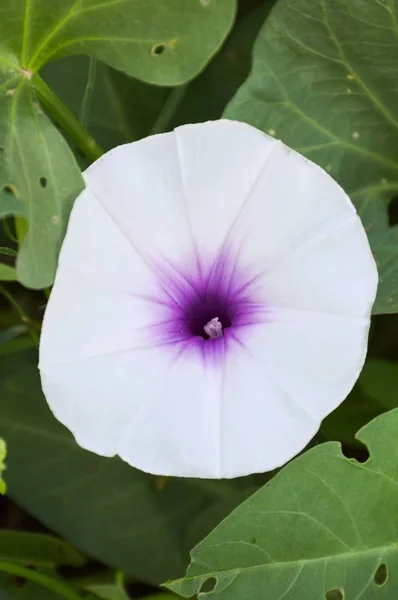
left=39, top=120, right=377, bottom=479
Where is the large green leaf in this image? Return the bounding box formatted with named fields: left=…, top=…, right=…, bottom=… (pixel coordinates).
left=359, top=359, right=398, bottom=410
left=167, top=409, right=398, bottom=599
left=0, top=353, right=248, bottom=586
left=0, top=0, right=236, bottom=288
left=1, top=0, right=236, bottom=86
left=0, top=532, right=84, bottom=568
left=225, top=0, right=398, bottom=314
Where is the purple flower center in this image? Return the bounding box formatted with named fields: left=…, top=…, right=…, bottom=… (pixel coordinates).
left=186, top=292, right=232, bottom=339
left=145, top=248, right=268, bottom=362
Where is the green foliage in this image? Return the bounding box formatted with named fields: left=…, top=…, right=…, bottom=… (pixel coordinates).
left=0, top=532, right=84, bottom=567
left=167, top=408, right=398, bottom=598
left=0, top=265, right=16, bottom=282
left=225, top=0, right=398, bottom=313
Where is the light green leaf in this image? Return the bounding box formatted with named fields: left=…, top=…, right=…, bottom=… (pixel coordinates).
left=360, top=359, right=398, bottom=410
left=0, top=79, right=84, bottom=288
left=0, top=264, right=16, bottom=281
left=1, top=0, right=236, bottom=87
left=0, top=352, right=246, bottom=586
left=0, top=440, right=6, bottom=495
left=0, top=0, right=236, bottom=288
left=225, top=0, right=398, bottom=314
left=167, top=409, right=398, bottom=598
left=0, top=532, right=84, bottom=568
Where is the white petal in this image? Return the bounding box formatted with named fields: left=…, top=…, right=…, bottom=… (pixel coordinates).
left=117, top=346, right=222, bottom=478
left=40, top=188, right=164, bottom=369
left=220, top=342, right=318, bottom=478
left=40, top=347, right=181, bottom=457
left=239, top=311, right=370, bottom=422
left=260, top=217, right=377, bottom=319
left=83, top=120, right=275, bottom=263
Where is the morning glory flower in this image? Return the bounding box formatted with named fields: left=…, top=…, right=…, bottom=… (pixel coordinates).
left=39, top=120, right=377, bottom=479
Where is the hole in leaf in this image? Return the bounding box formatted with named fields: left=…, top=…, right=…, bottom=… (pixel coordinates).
left=2, top=183, right=18, bottom=197
left=39, top=176, right=47, bottom=188
left=325, top=589, right=344, bottom=600
left=388, top=195, right=398, bottom=226
left=151, top=44, right=166, bottom=55
left=251, top=537, right=257, bottom=545
left=374, top=563, right=388, bottom=586
left=199, top=577, right=216, bottom=594
left=341, top=441, right=370, bottom=463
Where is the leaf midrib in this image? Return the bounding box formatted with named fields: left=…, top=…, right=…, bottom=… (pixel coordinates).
left=178, top=540, right=397, bottom=586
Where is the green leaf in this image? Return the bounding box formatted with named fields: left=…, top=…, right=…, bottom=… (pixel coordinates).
left=170, top=2, right=272, bottom=130
left=0, top=265, right=16, bottom=281
left=0, top=0, right=236, bottom=288
left=85, top=583, right=129, bottom=600
left=0, top=533, right=84, bottom=568
left=225, top=0, right=398, bottom=314
left=3, top=0, right=236, bottom=87
left=359, top=359, right=398, bottom=410
left=0, top=353, right=246, bottom=586
left=167, top=409, right=398, bottom=599
left=0, top=79, right=84, bottom=288
left=0, top=440, right=6, bottom=495
left=42, top=56, right=170, bottom=151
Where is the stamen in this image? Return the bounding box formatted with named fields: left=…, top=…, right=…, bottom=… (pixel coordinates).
left=204, top=317, right=223, bottom=339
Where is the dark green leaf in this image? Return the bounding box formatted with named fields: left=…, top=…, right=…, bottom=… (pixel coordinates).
left=0, top=532, right=84, bottom=568
left=167, top=409, right=398, bottom=598
left=225, top=0, right=398, bottom=314
left=42, top=56, right=170, bottom=151
left=360, top=359, right=398, bottom=410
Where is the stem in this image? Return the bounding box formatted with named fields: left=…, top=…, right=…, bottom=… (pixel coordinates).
left=79, top=57, right=98, bottom=129
left=0, top=284, right=39, bottom=345
left=0, top=561, right=83, bottom=600
left=33, top=75, right=104, bottom=162
left=150, top=84, right=188, bottom=135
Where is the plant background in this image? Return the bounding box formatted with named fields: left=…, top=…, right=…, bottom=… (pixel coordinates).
left=0, top=0, right=398, bottom=598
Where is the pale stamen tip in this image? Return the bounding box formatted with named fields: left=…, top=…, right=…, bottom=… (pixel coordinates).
left=204, top=317, right=223, bottom=339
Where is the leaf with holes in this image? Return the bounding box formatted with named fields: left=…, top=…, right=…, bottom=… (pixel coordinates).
left=167, top=409, right=398, bottom=599
left=0, top=0, right=236, bottom=288
left=225, top=0, right=398, bottom=314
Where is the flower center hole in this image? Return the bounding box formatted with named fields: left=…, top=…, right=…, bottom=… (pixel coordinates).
left=187, top=295, right=232, bottom=340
